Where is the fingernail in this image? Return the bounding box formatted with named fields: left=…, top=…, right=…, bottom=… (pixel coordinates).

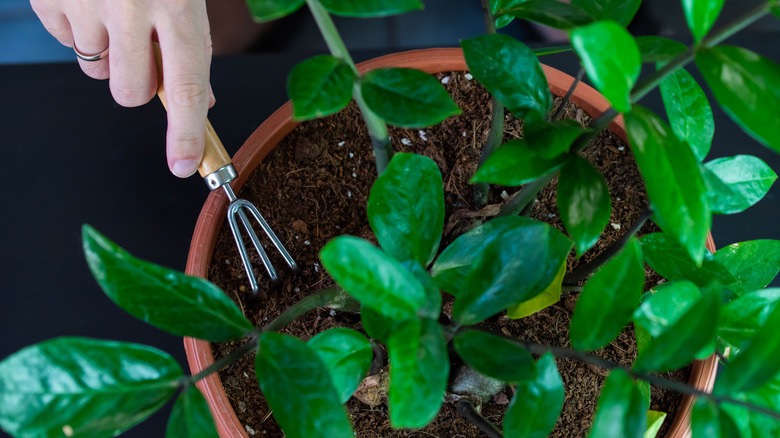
left=172, top=159, right=199, bottom=178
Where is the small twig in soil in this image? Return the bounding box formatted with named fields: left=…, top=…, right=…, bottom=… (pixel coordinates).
left=551, top=67, right=585, bottom=121
left=456, top=399, right=503, bottom=438
left=564, top=207, right=651, bottom=285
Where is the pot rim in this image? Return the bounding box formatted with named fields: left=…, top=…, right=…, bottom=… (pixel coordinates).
left=184, top=47, right=717, bottom=438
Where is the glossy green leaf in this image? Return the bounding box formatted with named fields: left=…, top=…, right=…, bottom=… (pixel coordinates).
left=402, top=259, right=443, bottom=320
left=462, top=34, right=551, bottom=121
left=719, top=288, right=780, bottom=348
left=703, top=155, right=777, bottom=214
left=360, top=307, right=396, bottom=344
left=506, top=259, right=566, bottom=319
left=659, top=67, right=714, bottom=161
left=633, top=281, right=702, bottom=337
left=360, top=68, right=460, bottom=128
left=368, top=153, right=444, bottom=267
left=245, top=0, right=305, bottom=21
left=82, top=225, right=252, bottom=342
left=644, top=411, right=667, bottom=438
left=449, top=217, right=573, bottom=325
left=490, top=0, right=526, bottom=28
left=571, top=239, right=644, bottom=351
left=635, top=36, right=687, bottom=64
left=696, top=46, right=780, bottom=153
left=625, top=106, right=710, bottom=264
left=558, top=156, right=612, bottom=255
left=388, top=319, right=448, bottom=428
left=588, top=369, right=647, bottom=438
left=718, top=303, right=780, bottom=392
left=498, top=0, right=594, bottom=29
left=320, top=236, right=425, bottom=320
left=165, top=385, right=219, bottom=438
left=320, top=0, right=422, bottom=17
left=572, top=0, right=641, bottom=26
left=471, top=139, right=567, bottom=186
left=525, top=119, right=586, bottom=159
left=504, top=353, right=565, bottom=438
left=640, top=233, right=735, bottom=287
left=719, top=372, right=780, bottom=437
left=691, top=399, right=741, bottom=438
left=633, top=289, right=720, bottom=372
left=454, top=330, right=536, bottom=383
left=256, top=332, right=352, bottom=438
left=572, top=20, right=640, bottom=113
left=714, top=240, right=780, bottom=295
left=0, top=337, right=181, bottom=437
left=288, top=55, right=355, bottom=121
left=308, top=328, right=373, bottom=403
left=432, top=217, right=541, bottom=296
left=683, top=0, right=724, bottom=42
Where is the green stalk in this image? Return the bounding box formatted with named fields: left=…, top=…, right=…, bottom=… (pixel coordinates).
left=497, top=171, right=554, bottom=217
left=263, top=287, right=356, bottom=332
left=468, top=328, right=780, bottom=422
left=474, top=0, right=505, bottom=208
left=563, top=207, right=651, bottom=284
left=305, top=0, right=392, bottom=174
left=189, top=331, right=260, bottom=384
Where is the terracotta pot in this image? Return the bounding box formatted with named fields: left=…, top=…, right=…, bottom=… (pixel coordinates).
left=184, top=48, right=718, bottom=438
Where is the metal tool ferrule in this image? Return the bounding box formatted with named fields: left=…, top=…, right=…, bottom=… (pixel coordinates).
left=203, top=164, right=238, bottom=191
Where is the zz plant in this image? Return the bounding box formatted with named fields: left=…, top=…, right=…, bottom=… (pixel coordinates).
left=3, top=0, right=780, bottom=437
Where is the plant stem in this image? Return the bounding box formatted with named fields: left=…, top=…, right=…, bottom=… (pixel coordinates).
left=552, top=67, right=584, bottom=121
left=474, top=0, right=505, bottom=208
left=189, top=332, right=260, bottom=384
left=305, top=0, right=392, bottom=174
left=263, top=287, right=355, bottom=332
left=564, top=207, right=651, bottom=285
left=497, top=171, right=555, bottom=216
left=473, top=328, right=780, bottom=422
left=456, top=399, right=503, bottom=438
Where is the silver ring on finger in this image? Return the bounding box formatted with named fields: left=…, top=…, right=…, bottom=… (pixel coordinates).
left=73, top=44, right=109, bottom=62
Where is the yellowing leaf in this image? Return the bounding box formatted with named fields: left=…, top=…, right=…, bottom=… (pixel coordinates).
left=507, top=260, right=566, bottom=319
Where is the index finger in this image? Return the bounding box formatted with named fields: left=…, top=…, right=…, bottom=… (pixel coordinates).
left=155, top=5, right=212, bottom=178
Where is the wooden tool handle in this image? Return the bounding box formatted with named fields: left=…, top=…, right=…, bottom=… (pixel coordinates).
left=153, top=43, right=231, bottom=177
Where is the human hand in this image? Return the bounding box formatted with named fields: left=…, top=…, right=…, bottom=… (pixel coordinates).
left=30, top=0, right=216, bottom=178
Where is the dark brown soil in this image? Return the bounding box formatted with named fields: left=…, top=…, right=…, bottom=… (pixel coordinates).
left=207, top=72, right=689, bottom=437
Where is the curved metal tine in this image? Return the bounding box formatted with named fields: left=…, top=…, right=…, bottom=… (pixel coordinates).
left=238, top=200, right=299, bottom=271
left=229, top=201, right=277, bottom=281
left=226, top=207, right=260, bottom=293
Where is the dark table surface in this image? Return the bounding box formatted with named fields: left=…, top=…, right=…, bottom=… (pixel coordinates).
left=1, top=35, right=779, bottom=436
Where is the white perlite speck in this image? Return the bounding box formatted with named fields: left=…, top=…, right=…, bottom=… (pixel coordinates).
left=547, top=213, right=556, bottom=218
left=245, top=425, right=257, bottom=436
left=347, top=190, right=352, bottom=198
left=611, top=222, right=622, bottom=230
left=419, top=130, right=428, bottom=141
left=500, top=190, right=509, bottom=200
left=465, top=73, right=474, bottom=80
left=441, top=76, right=451, bottom=84
left=338, top=141, right=345, bottom=147
left=304, top=240, right=311, bottom=246
left=348, top=152, right=354, bottom=158
left=314, top=263, right=320, bottom=273
left=352, top=172, right=357, bottom=178
left=401, top=137, right=412, bottom=145
left=618, top=146, right=625, bottom=151
left=329, top=309, right=337, bottom=316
